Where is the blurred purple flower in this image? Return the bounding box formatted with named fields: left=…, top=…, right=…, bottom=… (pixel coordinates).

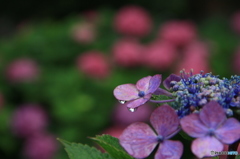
left=6, top=58, right=40, bottom=83
left=112, top=102, right=153, bottom=126
left=180, top=101, right=240, bottom=158
left=11, top=104, right=48, bottom=138
left=119, top=105, right=183, bottom=159
left=23, top=133, right=58, bottom=159
left=113, top=74, right=161, bottom=109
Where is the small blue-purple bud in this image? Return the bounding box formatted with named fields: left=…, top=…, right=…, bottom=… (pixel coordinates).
left=138, top=91, right=145, bottom=97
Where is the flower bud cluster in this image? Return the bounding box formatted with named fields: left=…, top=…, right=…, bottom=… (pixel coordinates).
left=169, top=72, right=240, bottom=117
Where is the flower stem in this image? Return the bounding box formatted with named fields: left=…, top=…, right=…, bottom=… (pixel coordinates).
left=149, top=99, right=175, bottom=103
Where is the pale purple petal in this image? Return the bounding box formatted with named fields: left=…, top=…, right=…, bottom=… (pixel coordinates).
left=180, top=113, right=208, bottom=138
left=199, top=101, right=226, bottom=129
left=136, top=76, right=152, bottom=92
left=146, top=74, right=162, bottom=94
left=155, top=140, right=183, bottom=159
left=191, top=136, right=223, bottom=158
left=150, top=105, right=179, bottom=137
left=215, top=118, right=240, bottom=144
left=119, top=122, right=158, bottom=158
left=163, top=74, right=181, bottom=90
left=113, top=84, right=139, bottom=101
left=127, top=94, right=151, bottom=108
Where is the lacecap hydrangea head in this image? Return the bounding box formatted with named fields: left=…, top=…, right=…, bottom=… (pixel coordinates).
left=164, top=70, right=240, bottom=118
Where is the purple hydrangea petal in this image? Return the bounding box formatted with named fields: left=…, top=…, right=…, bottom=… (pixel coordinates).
left=150, top=105, right=179, bottom=137
left=163, top=74, right=181, bottom=90
left=113, top=84, right=139, bottom=101
left=215, top=118, right=240, bottom=144
left=119, top=122, right=158, bottom=158
left=153, top=88, right=172, bottom=96
left=127, top=94, right=151, bottom=108
left=136, top=76, right=152, bottom=92
left=180, top=113, right=209, bottom=138
left=155, top=140, right=183, bottom=159
left=199, top=101, right=226, bottom=129
left=191, top=136, right=223, bottom=158
left=146, top=74, right=162, bottom=94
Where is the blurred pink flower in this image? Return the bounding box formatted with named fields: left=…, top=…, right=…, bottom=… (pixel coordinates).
left=158, top=20, right=197, bottom=46
left=101, top=126, right=125, bottom=138
left=175, top=41, right=211, bottom=73
left=72, top=22, right=96, bottom=44
left=231, top=11, right=240, bottom=34
left=143, top=41, right=177, bottom=70
left=6, top=58, right=39, bottom=83
left=77, top=51, right=110, bottom=79
left=114, top=6, right=152, bottom=36
left=112, top=102, right=153, bottom=126
left=23, top=133, right=58, bottom=159
left=11, top=104, right=48, bottom=138
left=112, top=38, right=144, bottom=67
left=183, top=41, right=210, bottom=58
left=233, top=47, right=240, bottom=73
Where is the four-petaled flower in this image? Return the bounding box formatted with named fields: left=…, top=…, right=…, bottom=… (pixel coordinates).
left=119, top=105, right=183, bottom=159
left=180, top=101, right=240, bottom=158
left=113, top=74, right=161, bottom=109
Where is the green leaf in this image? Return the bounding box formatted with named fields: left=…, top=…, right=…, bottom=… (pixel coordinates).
left=58, top=138, right=112, bottom=159
left=90, top=135, right=134, bottom=159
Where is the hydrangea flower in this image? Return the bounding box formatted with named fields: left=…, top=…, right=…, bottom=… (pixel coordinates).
left=113, top=74, right=162, bottom=110
left=11, top=104, right=48, bottom=138
left=180, top=101, right=240, bottom=158
left=76, top=51, right=110, bottom=79
left=6, top=58, right=40, bottom=83
left=112, top=38, right=144, bottom=67
left=143, top=41, right=177, bottom=71
left=119, top=105, right=183, bottom=159
left=23, top=133, right=58, bottom=159
left=158, top=20, right=197, bottom=46
left=164, top=70, right=240, bottom=117
left=114, top=5, right=152, bottom=36
left=71, top=22, right=96, bottom=44
left=174, top=41, right=211, bottom=74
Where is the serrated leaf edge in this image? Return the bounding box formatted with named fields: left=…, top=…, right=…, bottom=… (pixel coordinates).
left=90, top=134, right=134, bottom=159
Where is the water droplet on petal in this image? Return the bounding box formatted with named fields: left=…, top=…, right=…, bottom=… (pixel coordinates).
left=128, top=107, right=137, bottom=112
left=119, top=100, right=126, bottom=104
